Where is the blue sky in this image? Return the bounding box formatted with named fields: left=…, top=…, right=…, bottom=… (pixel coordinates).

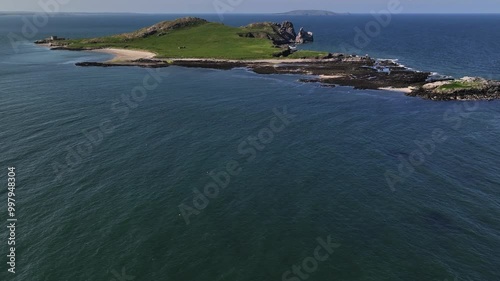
left=2, top=0, right=499, bottom=13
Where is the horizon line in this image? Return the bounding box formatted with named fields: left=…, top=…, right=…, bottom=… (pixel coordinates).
left=2, top=11, right=500, bottom=15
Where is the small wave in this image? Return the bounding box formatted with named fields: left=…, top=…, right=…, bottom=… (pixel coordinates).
left=377, top=58, right=399, bottom=63
left=59, top=60, right=81, bottom=65
left=373, top=59, right=455, bottom=81
left=363, top=58, right=412, bottom=73
left=427, top=72, right=454, bottom=82
left=375, top=58, right=409, bottom=69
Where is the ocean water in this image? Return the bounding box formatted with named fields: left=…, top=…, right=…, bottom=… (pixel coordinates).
left=1, top=14, right=500, bottom=281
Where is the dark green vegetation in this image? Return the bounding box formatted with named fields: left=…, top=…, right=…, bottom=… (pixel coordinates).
left=437, top=80, right=480, bottom=92
left=55, top=17, right=326, bottom=60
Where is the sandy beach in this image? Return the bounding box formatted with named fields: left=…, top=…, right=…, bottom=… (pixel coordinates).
left=378, top=86, right=415, bottom=94
left=319, top=74, right=345, bottom=79
left=91, top=48, right=157, bottom=62
left=82, top=48, right=337, bottom=64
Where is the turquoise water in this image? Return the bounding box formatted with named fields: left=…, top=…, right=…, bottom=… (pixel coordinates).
left=1, top=14, right=500, bottom=281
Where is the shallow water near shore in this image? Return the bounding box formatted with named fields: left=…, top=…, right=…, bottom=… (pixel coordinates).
left=1, top=14, right=500, bottom=281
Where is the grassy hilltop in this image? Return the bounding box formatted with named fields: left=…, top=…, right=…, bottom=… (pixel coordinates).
left=56, top=17, right=326, bottom=60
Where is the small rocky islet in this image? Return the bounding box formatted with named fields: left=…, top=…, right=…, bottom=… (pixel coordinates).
left=35, top=17, right=500, bottom=101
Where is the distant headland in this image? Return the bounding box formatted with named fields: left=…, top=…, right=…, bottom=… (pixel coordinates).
left=34, top=17, right=500, bottom=101
left=276, top=10, right=342, bottom=16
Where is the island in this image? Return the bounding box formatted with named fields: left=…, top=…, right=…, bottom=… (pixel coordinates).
left=276, top=10, right=341, bottom=16
left=35, top=17, right=500, bottom=101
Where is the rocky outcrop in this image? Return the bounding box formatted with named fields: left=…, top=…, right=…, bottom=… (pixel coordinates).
left=34, top=36, right=67, bottom=45
left=295, top=27, right=314, bottom=44
left=242, top=21, right=312, bottom=46
left=408, top=77, right=500, bottom=101
left=272, top=47, right=293, bottom=58
left=277, top=21, right=297, bottom=42
left=70, top=51, right=500, bottom=101
left=242, top=21, right=295, bottom=45
left=292, top=57, right=431, bottom=90
left=76, top=59, right=169, bottom=68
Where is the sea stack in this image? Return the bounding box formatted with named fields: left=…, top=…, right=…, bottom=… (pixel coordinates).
left=296, top=27, right=314, bottom=44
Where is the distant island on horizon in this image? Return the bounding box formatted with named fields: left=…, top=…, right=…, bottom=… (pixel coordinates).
left=276, top=10, right=344, bottom=16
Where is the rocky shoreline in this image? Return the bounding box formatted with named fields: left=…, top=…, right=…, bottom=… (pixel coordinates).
left=407, top=77, right=500, bottom=101
left=32, top=16, right=500, bottom=101
left=39, top=45, right=500, bottom=101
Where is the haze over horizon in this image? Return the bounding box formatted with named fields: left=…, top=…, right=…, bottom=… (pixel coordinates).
left=2, top=0, right=500, bottom=14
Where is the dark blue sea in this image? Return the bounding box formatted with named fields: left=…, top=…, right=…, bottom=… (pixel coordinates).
left=1, top=14, right=500, bottom=281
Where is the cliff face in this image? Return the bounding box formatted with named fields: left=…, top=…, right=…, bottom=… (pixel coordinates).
left=277, top=21, right=297, bottom=42
left=296, top=27, right=314, bottom=44
left=241, top=21, right=313, bottom=45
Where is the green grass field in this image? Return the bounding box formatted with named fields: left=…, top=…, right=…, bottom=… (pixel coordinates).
left=437, top=80, right=482, bottom=92
left=62, top=21, right=326, bottom=60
